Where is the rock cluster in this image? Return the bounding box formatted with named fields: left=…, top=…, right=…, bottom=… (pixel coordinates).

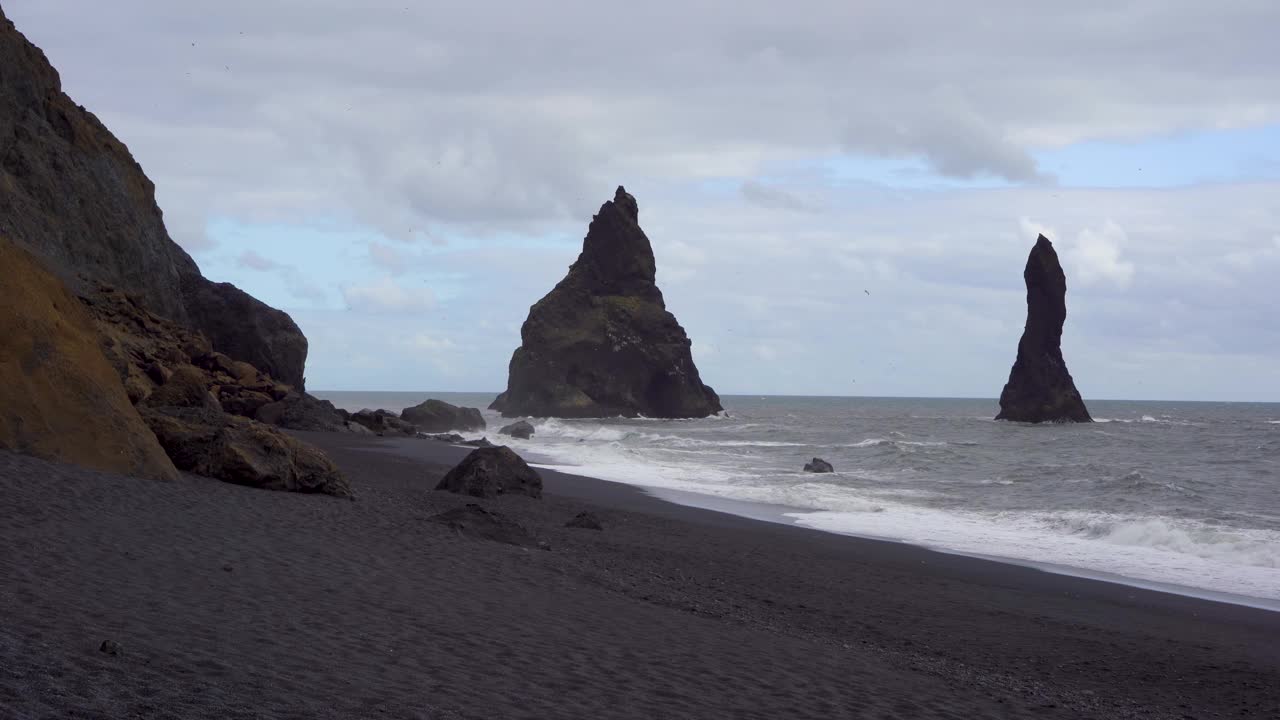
left=491, top=187, right=722, bottom=419
left=996, top=236, right=1092, bottom=423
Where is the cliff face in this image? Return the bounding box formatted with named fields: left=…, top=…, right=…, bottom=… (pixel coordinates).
left=0, top=8, right=307, bottom=389
left=0, top=238, right=178, bottom=480
left=491, top=187, right=722, bottom=419
left=996, top=235, right=1092, bottom=423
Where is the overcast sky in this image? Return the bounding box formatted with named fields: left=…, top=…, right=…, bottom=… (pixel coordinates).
left=9, top=1, right=1280, bottom=401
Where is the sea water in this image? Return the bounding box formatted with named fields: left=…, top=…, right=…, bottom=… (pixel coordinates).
left=315, top=392, right=1280, bottom=605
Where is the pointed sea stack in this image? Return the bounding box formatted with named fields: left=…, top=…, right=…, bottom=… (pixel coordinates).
left=996, top=235, right=1092, bottom=423
left=491, top=187, right=722, bottom=418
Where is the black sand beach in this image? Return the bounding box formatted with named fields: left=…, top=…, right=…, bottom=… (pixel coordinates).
left=2, top=433, right=1276, bottom=719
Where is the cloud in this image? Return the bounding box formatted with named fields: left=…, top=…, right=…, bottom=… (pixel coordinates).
left=341, top=277, right=436, bottom=313
left=9, top=0, right=1280, bottom=253
left=1068, top=221, right=1136, bottom=288
left=368, top=241, right=409, bottom=275
left=740, top=181, right=820, bottom=212
left=237, top=249, right=282, bottom=271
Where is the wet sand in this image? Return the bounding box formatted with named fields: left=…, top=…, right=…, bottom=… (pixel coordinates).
left=1, top=433, right=1276, bottom=719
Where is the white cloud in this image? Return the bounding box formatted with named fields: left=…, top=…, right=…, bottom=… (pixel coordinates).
left=341, top=277, right=436, bottom=313
left=1068, top=221, right=1136, bottom=288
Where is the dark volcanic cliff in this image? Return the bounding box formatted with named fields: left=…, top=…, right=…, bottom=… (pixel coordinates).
left=491, top=187, right=722, bottom=419
left=0, top=8, right=307, bottom=388
left=996, top=235, right=1092, bottom=423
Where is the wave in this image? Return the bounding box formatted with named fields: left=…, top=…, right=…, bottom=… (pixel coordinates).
left=847, top=438, right=951, bottom=449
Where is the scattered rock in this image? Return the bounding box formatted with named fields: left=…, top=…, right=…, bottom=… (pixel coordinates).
left=499, top=420, right=535, bottom=439
left=430, top=503, right=547, bottom=549
left=144, top=364, right=221, bottom=411
left=0, top=238, right=177, bottom=481
left=401, top=399, right=486, bottom=432
left=461, top=437, right=496, bottom=448
left=996, top=235, right=1092, bottom=423
left=141, top=406, right=352, bottom=497
left=435, top=446, right=543, bottom=499
left=803, top=458, right=835, bottom=473
left=491, top=186, right=722, bottom=419
left=348, top=409, right=416, bottom=436
left=222, top=564, right=234, bottom=573
left=565, top=511, right=603, bottom=531
left=422, top=433, right=465, bottom=443
left=98, top=640, right=123, bottom=656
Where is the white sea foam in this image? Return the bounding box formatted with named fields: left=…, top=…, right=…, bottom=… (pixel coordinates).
left=489, top=407, right=1280, bottom=603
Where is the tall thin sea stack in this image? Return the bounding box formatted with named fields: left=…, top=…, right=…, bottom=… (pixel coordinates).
left=491, top=186, right=722, bottom=418
left=996, top=235, right=1092, bottom=423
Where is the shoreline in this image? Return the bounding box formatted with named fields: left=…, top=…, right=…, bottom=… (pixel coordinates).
left=3, top=433, right=1278, bottom=718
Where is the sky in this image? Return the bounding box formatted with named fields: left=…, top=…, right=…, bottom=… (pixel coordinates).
left=7, top=1, right=1280, bottom=401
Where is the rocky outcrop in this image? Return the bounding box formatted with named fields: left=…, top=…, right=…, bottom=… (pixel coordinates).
left=430, top=504, right=546, bottom=549
left=499, top=420, right=535, bottom=439
left=401, top=399, right=485, bottom=433
left=490, top=186, right=722, bottom=419
left=803, top=458, right=834, bottom=473
left=180, top=278, right=308, bottom=389
left=423, top=433, right=465, bottom=444
left=435, top=446, right=543, bottom=499
left=996, top=236, right=1092, bottom=423
left=0, top=238, right=177, bottom=480
left=0, top=9, right=307, bottom=388
left=141, top=406, right=351, bottom=497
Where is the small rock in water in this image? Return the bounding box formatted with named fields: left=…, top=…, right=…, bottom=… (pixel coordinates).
left=803, top=458, right=834, bottom=473
left=499, top=420, right=535, bottom=439
left=565, top=511, right=603, bottom=531
left=98, top=640, right=123, bottom=656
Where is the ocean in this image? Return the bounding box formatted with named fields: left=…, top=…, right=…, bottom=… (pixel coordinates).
left=314, top=392, right=1280, bottom=607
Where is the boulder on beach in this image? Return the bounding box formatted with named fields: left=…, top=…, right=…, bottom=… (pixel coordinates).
left=349, top=409, right=417, bottom=436
left=490, top=186, right=722, bottom=419
left=499, top=420, right=535, bottom=439
left=141, top=406, right=351, bottom=497
left=254, top=391, right=349, bottom=432
left=0, top=238, right=178, bottom=481
left=430, top=504, right=546, bottom=549
left=0, top=8, right=308, bottom=389
left=996, top=235, right=1092, bottom=423
left=565, top=511, right=603, bottom=531
left=401, top=399, right=485, bottom=432
left=435, top=446, right=543, bottom=499
left=803, top=458, right=834, bottom=474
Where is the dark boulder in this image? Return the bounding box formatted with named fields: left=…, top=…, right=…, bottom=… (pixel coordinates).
left=401, top=399, right=486, bottom=432
left=435, top=446, right=543, bottom=499
left=141, top=406, right=351, bottom=497
left=98, top=640, right=123, bottom=657
left=996, top=235, right=1092, bottom=423
left=0, top=9, right=308, bottom=389
left=349, top=409, right=416, bottom=436
left=461, top=437, right=496, bottom=448
left=430, top=504, right=546, bottom=549
left=565, top=511, right=603, bottom=530
left=490, top=186, right=722, bottom=419
left=499, top=420, right=535, bottom=439
left=255, top=391, right=349, bottom=432
left=803, top=458, right=834, bottom=473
